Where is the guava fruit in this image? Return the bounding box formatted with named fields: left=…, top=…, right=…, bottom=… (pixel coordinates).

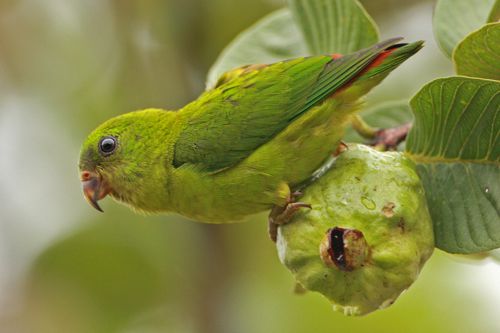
left=276, top=144, right=434, bottom=316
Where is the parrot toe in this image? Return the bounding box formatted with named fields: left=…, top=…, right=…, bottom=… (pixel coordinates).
left=268, top=193, right=312, bottom=242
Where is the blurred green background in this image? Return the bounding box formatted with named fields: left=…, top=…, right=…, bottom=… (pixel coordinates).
left=0, top=0, right=499, bottom=332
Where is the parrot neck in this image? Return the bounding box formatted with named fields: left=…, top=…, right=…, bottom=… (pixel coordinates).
left=109, top=109, right=181, bottom=214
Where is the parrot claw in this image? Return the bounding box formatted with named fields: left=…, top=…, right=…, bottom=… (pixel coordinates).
left=268, top=193, right=312, bottom=242
left=333, top=141, right=348, bottom=156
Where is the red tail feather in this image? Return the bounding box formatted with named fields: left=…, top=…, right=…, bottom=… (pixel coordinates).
left=330, top=53, right=343, bottom=60
left=364, top=48, right=396, bottom=71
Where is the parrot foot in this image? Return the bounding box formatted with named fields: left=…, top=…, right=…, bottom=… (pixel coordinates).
left=371, top=123, right=412, bottom=150
left=268, top=192, right=312, bottom=242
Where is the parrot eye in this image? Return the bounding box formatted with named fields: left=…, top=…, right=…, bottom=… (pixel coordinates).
left=98, top=136, right=117, bottom=156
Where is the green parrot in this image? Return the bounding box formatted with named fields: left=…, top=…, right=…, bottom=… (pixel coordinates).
left=79, top=38, right=423, bottom=225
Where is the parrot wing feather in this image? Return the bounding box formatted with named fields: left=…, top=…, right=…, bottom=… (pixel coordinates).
left=212, top=64, right=269, bottom=88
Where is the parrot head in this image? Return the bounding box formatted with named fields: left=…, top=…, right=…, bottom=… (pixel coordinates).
left=78, top=109, right=172, bottom=212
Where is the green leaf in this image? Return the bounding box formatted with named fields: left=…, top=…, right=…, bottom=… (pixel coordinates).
left=453, top=23, right=500, bottom=80
left=206, top=9, right=307, bottom=88
left=433, top=0, right=497, bottom=58
left=288, top=0, right=378, bottom=54
left=488, top=0, right=500, bottom=22
left=344, top=100, right=412, bottom=143
left=406, top=77, right=500, bottom=254
left=206, top=0, right=379, bottom=88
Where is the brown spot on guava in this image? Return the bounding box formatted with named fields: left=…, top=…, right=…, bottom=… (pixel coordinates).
left=382, top=202, right=396, bottom=217
left=397, top=218, right=406, bottom=233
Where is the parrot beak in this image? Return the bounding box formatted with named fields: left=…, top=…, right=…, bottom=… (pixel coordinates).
left=81, top=171, right=110, bottom=212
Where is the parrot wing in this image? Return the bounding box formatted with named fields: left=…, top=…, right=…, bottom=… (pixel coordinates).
left=173, top=38, right=403, bottom=172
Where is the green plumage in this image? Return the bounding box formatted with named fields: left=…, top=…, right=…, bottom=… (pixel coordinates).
left=79, top=39, right=423, bottom=222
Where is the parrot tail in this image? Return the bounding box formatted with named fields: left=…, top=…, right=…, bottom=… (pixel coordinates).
left=335, top=40, right=424, bottom=99
left=358, top=40, right=424, bottom=80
